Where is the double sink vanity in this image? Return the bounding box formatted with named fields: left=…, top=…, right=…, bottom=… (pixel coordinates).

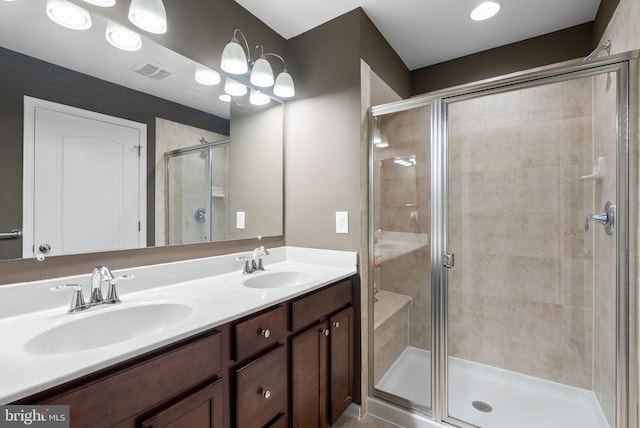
left=0, top=247, right=358, bottom=428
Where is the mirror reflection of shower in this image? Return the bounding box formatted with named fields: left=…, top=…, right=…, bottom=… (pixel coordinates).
left=165, top=138, right=230, bottom=245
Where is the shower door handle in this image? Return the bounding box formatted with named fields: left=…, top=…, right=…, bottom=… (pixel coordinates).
left=443, top=253, right=454, bottom=269
left=585, top=200, right=615, bottom=235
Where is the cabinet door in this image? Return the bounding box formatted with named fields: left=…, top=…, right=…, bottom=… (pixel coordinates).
left=140, top=378, right=223, bottom=428
left=329, top=307, right=353, bottom=424
left=291, top=321, right=329, bottom=428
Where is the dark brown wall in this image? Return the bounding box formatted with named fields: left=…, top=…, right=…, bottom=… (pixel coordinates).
left=410, top=22, right=594, bottom=95
left=358, top=9, right=411, bottom=99
left=594, top=0, right=621, bottom=46
left=0, top=47, right=229, bottom=261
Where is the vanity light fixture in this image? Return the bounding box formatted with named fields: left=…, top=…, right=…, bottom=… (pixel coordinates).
left=105, top=21, right=142, bottom=51
left=83, top=0, right=116, bottom=6
left=249, top=89, right=270, bottom=106
left=195, top=64, right=221, bottom=86
left=224, top=77, right=247, bottom=96
left=46, top=0, right=92, bottom=30
left=221, top=29, right=295, bottom=98
left=128, top=0, right=167, bottom=34
left=470, top=1, right=502, bottom=21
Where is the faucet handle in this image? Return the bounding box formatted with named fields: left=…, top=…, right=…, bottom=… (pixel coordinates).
left=52, top=283, right=87, bottom=313
left=237, top=256, right=253, bottom=275
left=105, top=274, right=134, bottom=304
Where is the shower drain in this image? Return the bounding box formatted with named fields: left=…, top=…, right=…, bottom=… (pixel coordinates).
left=472, top=401, right=493, bottom=413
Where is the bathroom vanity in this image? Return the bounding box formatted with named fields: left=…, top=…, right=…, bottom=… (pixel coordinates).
left=0, top=247, right=357, bottom=428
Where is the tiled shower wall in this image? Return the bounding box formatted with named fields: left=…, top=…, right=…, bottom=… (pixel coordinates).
left=447, top=77, right=596, bottom=389
left=375, top=106, right=431, bottom=350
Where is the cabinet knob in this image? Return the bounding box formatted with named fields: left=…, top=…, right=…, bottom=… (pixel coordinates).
left=321, top=328, right=330, bottom=336
left=260, top=388, right=271, bottom=399
left=259, top=328, right=271, bottom=338
left=333, top=321, right=340, bottom=328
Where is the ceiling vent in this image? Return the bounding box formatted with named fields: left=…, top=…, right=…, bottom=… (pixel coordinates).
left=131, top=60, right=172, bottom=80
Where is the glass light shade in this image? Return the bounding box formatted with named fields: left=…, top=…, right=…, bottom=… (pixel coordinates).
left=249, top=89, right=271, bottom=106
left=250, top=57, right=274, bottom=87
left=46, top=0, right=92, bottom=30
left=195, top=64, right=221, bottom=86
left=219, top=94, right=231, bottom=102
left=128, top=0, right=167, bottom=34
left=83, top=0, right=116, bottom=6
left=220, top=40, right=248, bottom=74
left=105, top=21, right=142, bottom=51
left=224, top=77, right=247, bottom=96
left=470, top=1, right=501, bottom=21
left=273, top=71, right=295, bottom=98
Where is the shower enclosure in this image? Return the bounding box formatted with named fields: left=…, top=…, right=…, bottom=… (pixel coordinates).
left=164, top=140, right=229, bottom=245
left=369, top=51, right=638, bottom=428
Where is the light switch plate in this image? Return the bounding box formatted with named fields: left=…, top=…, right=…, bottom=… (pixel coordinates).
left=236, top=211, right=245, bottom=229
left=336, top=211, right=349, bottom=234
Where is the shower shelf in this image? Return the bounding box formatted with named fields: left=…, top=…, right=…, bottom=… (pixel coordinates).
left=374, top=231, right=429, bottom=266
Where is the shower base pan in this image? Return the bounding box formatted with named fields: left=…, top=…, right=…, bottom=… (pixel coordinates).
left=375, top=347, right=609, bottom=428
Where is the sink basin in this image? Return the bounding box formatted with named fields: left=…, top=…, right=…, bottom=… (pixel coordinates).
left=24, top=303, right=192, bottom=355
left=242, top=270, right=319, bottom=289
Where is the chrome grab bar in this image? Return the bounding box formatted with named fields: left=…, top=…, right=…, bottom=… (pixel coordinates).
left=0, top=230, right=22, bottom=240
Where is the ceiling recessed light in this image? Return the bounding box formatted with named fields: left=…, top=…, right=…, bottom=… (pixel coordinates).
left=195, top=64, right=221, bottom=86
left=470, top=1, right=501, bottom=21
left=219, top=94, right=231, bottom=102
left=105, top=21, right=142, bottom=51
left=46, top=0, right=92, bottom=30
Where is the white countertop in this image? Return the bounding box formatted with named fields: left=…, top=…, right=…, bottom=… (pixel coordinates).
left=0, top=246, right=357, bottom=404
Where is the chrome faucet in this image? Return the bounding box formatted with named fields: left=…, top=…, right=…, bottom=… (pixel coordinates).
left=52, top=265, right=134, bottom=313
left=237, top=246, right=270, bottom=275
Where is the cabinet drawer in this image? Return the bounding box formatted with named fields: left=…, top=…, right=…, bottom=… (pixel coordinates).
left=140, top=378, right=223, bottom=428
left=291, top=279, right=352, bottom=332
left=38, top=330, right=222, bottom=428
left=236, top=345, right=287, bottom=428
left=234, top=305, right=287, bottom=361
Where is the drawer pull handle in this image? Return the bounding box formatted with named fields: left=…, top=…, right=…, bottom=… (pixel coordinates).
left=260, top=328, right=271, bottom=338
left=321, top=328, right=330, bottom=336
left=260, top=388, right=271, bottom=399
left=333, top=321, right=340, bottom=328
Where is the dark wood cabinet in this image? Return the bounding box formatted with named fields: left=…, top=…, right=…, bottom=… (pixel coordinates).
left=290, top=280, right=354, bottom=428
left=291, top=321, right=329, bottom=428
left=235, top=345, right=287, bottom=428
left=140, top=378, right=223, bottom=428
left=329, top=307, right=353, bottom=424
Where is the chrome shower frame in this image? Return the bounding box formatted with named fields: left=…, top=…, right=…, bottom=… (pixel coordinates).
left=164, top=139, right=230, bottom=245
left=368, top=50, right=639, bottom=428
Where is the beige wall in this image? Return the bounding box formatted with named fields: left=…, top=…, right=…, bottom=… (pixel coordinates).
left=447, top=77, right=595, bottom=389
left=229, top=104, right=284, bottom=240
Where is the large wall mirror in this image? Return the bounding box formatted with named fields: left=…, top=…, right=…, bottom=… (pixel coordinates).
left=0, top=0, right=284, bottom=261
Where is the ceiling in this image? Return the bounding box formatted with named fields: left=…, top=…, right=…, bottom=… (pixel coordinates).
left=235, top=0, right=602, bottom=70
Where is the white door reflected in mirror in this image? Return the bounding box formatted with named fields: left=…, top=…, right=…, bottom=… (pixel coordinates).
left=23, top=97, right=147, bottom=258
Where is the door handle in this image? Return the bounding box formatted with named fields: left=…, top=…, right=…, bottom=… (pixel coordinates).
left=585, top=200, right=615, bottom=235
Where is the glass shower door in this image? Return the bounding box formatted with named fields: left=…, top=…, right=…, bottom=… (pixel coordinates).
left=444, top=66, right=625, bottom=428
left=164, top=141, right=229, bottom=245
left=371, top=103, right=432, bottom=411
